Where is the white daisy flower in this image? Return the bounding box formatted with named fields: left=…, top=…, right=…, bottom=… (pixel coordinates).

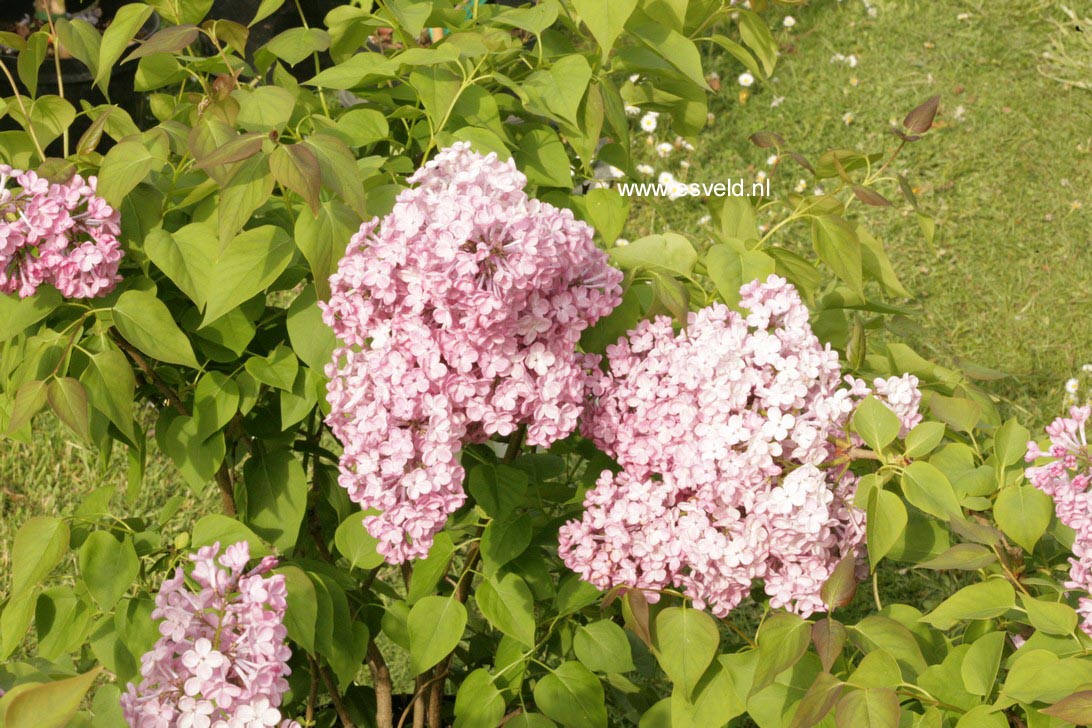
left=783, top=15, right=796, bottom=28
left=767, top=154, right=779, bottom=166
left=640, top=112, right=659, bottom=133
left=738, top=72, right=755, bottom=87
left=656, top=142, right=674, bottom=158
left=636, top=164, right=654, bottom=176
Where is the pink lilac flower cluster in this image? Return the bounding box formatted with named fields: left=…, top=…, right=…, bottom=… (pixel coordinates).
left=1026, top=405, right=1092, bottom=635
left=560, top=276, right=922, bottom=617
left=0, top=165, right=123, bottom=299
left=121, top=541, right=300, bottom=728
left=322, top=143, right=623, bottom=563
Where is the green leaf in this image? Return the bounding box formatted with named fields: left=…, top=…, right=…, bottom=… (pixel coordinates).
left=294, top=200, right=359, bottom=300
left=575, top=620, right=634, bottom=674
left=653, top=607, right=718, bottom=698
left=407, top=596, right=468, bottom=676
left=55, top=20, right=101, bottom=79
left=156, top=412, right=225, bottom=492
left=193, top=372, right=239, bottom=441
left=812, top=215, right=863, bottom=294
left=993, top=418, right=1031, bottom=468
left=866, top=488, right=907, bottom=570
left=407, top=533, right=455, bottom=604
left=453, top=668, right=507, bottom=728
left=925, top=392, right=981, bottom=433
left=994, top=485, right=1052, bottom=553
left=47, top=377, right=91, bottom=442
left=2, top=666, right=103, bottom=728
left=708, top=35, right=763, bottom=81
left=96, top=4, right=154, bottom=89
left=35, top=587, right=92, bottom=661
left=410, top=66, right=462, bottom=132
left=334, top=108, right=390, bottom=147
left=276, top=564, right=317, bottom=653
left=0, top=286, right=61, bottom=342
left=582, top=187, right=630, bottom=245
left=522, top=55, right=592, bottom=127
left=17, top=33, right=48, bottom=98
left=481, top=514, right=532, bottom=576
left=1, top=591, right=37, bottom=660
left=124, top=23, right=200, bottom=62
left=609, top=233, right=697, bottom=276
left=901, top=461, right=962, bottom=520
left=192, top=515, right=272, bottom=557
left=960, top=632, right=1004, bottom=697
left=250, top=0, right=286, bottom=26
left=477, top=574, right=536, bottom=647
left=515, top=126, right=571, bottom=188
left=904, top=421, right=946, bottom=458
left=5, top=380, right=48, bottom=435
left=629, top=15, right=711, bottom=91
left=241, top=447, right=307, bottom=550
left=848, top=650, right=902, bottom=688
left=738, top=9, right=778, bottom=75
left=573, top=0, right=638, bottom=58
left=80, top=348, right=136, bottom=440
left=200, top=225, right=295, bottom=325
left=10, top=517, right=69, bottom=597
left=852, top=397, right=901, bottom=453
left=113, top=290, right=199, bottom=368
left=919, top=580, right=1016, bottom=630
left=834, top=687, right=900, bottom=728
left=916, top=543, right=997, bottom=571
left=752, top=612, right=810, bottom=695
left=468, top=464, right=529, bottom=520
left=217, top=153, right=274, bottom=243
left=491, top=3, right=558, bottom=34
left=705, top=245, right=775, bottom=308
left=533, top=661, right=608, bottom=728
left=245, top=345, right=299, bottom=391
left=385, top=0, right=432, bottom=36
left=1001, top=650, right=1092, bottom=704
left=260, top=27, right=330, bottom=66
left=851, top=616, right=927, bottom=677
left=78, top=531, right=139, bottom=611
left=1020, top=595, right=1079, bottom=636
left=333, top=511, right=385, bottom=571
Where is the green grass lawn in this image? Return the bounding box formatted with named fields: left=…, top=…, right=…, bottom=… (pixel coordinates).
left=638, top=0, right=1092, bottom=427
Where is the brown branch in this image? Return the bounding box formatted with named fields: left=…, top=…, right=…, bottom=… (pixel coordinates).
left=319, top=661, right=356, bottom=727
left=367, top=641, right=394, bottom=728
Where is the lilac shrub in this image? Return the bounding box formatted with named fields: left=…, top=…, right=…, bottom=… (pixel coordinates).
left=121, top=542, right=298, bottom=728
left=0, top=165, right=123, bottom=299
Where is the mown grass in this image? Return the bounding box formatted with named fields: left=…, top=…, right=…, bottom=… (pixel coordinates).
left=633, top=0, right=1092, bottom=428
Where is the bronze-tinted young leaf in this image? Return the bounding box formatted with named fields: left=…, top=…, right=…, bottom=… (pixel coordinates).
left=37, top=158, right=77, bottom=184
left=1043, top=690, right=1092, bottom=724
left=124, top=24, right=200, bottom=63
left=750, top=130, right=785, bottom=148
left=903, top=94, right=941, bottom=134
left=889, top=128, right=922, bottom=143
left=270, top=143, right=322, bottom=215
left=194, top=132, right=266, bottom=171
left=812, top=618, right=847, bottom=673
left=789, top=673, right=845, bottom=728
left=821, top=555, right=859, bottom=609
left=786, top=151, right=815, bottom=174
left=853, top=186, right=893, bottom=207
left=622, top=588, right=652, bottom=648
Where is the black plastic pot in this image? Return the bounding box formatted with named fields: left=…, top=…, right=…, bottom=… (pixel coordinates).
left=207, top=0, right=341, bottom=73
left=0, top=1, right=155, bottom=156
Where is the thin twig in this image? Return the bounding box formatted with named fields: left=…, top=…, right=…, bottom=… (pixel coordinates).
left=306, top=654, right=320, bottom=725
left=318, top=662, right=356, bottom=727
